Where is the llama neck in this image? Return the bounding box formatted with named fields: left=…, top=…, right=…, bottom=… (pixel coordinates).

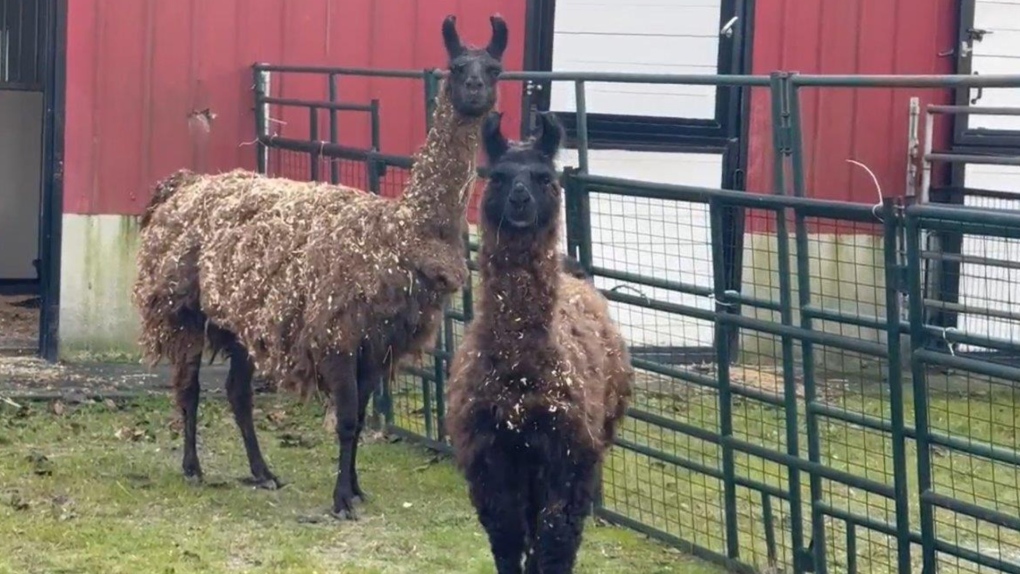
left=478, top=222, right=562, bottom=345
left=400, top=80, right=485, bottom=237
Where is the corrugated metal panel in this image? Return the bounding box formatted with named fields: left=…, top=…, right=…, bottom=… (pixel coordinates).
left=63, top=0, right=526, bottom=215
left=745, top=0, right=957, bottom=206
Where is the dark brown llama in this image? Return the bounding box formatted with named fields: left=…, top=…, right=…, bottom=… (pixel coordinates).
left=132, top=14, right=508, bottom=520
left=446, top=111, right=634, bottom=574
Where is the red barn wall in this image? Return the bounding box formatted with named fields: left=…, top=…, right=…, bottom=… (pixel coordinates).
left=63, top=0, right=526, bottom=216
left=745, top=0, right=958, bottom=208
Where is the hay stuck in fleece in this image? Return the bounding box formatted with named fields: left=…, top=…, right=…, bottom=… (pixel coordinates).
left=134, top=165, right=468, bottom=385
left=131, top=12, right=510, bottom=519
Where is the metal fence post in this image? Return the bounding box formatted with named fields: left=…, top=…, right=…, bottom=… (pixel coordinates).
left=710, top=197, right=741, bottom=561
left=253, top=65, right=270, bottom=175
left=328, top=72, right=340, bottom=184
left=424, top=69, right=440, bottom=133
left=906, top=211, right=938, bottom=572
left=882, top=199, right=913, bottom=574
left=768, top=71, right=790, bottom=196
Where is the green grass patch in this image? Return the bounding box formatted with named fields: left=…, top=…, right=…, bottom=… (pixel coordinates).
left=0, top=395, right=722, bottom=574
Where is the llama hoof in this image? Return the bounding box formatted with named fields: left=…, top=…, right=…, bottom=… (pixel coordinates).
left=330, top=506, right=359, bottom=521
left=240, top=474, right=285, bottom=490
left=352, top=486, right=369, bottom=504
left=331, top=496, right=360, bottom=521
left=183, top=473, right=203, bottom=486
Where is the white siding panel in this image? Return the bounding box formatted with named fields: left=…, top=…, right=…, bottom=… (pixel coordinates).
left=550, top=0, right=721, bottom=119
left=966, top=1, right=1020, bottom=130
left=556, top=149, right=722, bottom=347
left=957, top=164, right=1020, bottom=351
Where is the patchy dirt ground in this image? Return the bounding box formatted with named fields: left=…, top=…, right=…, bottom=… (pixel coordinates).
left=0, top=294, right=39, bottom=351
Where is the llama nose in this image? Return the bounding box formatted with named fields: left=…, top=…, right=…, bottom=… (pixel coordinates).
left=465, top=76, right=484, bottom=93
left=509, top=184, right=531, bottom=206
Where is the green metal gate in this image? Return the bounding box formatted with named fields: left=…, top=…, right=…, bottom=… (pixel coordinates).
left=253, top=65, right=1020, bottom=574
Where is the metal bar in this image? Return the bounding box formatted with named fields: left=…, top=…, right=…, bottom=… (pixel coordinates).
left=259, top=96, right=375, bottom=112
left=574, top=81, right=590, bottom=173
left=579, top=174, right=880, bottom=220
left=722, top=435, right=897, bottom=498
left=923, top=490, right=1020, bottom=532
left=801, top=304, right=899, bottom=333
left=308, top=106, right=320, bottom=182
left=906, top=97, right=919, bottom=198
left=917, top=217, right=1020, bottom=241
left=260, top=136, right=412, bottom=168
left=921, top=324, right=1020, bottom=356
left=327, top=73, right=340, bottom=184
left=719, top=313, right=889, bottom=357
left=593, top=508, right=758, bottom=574
left=923, top=299, right=1020, bottom=324
left=792, top=74, right=1020, bottom=88
left=929, top=104, right=1020, bottom=116
left=370, top=99, right=381, bottom=151
left=845, top=525, right=857, bottom=574
left=921, top=109, right=935, bottom=204
left=434, top=321, right=447, bottom=442
left=769, top=72, right=789, bottom=196
left=631, top=357, right=717, bottom=390
left=794, top=208, right=826, bottom=574
left=788, top=76, right=807, bottom=198
left=775, top=203, right=806, bottom=574
left=882, top=201, right=912, bottom=574
left=926, top=152, right=1020, bottom=166
left=612, top=437, right=788, bottom=501
left=920, top=249, right=1020, bottom=271
left=424, top=70, right=439, bottom=132
left=932, top=538, right=1020, bottom=574
left=710, top=199, right=740, bottom=561
left=906, top=214, right=938, bottom=572
left=590, top=265, right=713, bottom=298
left=253, top=67, right=270, bottom=174
left=908, top=202, right=1020, bottom=229
left=603, top=289, right=716, bottom=323
left=761, top=493, right=778, bottom=566
left=927, top=427, right=1020, bottom=468
left=252, top=64, right=429, bottom=78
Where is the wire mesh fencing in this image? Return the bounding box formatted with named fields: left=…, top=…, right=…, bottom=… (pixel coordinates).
left=253, top=66, right=1020, bottom=574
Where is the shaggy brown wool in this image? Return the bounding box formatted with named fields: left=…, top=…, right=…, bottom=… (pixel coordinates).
left=133, top=82, right=479, bottom=385
left=445, top=111, right=632, bottom=573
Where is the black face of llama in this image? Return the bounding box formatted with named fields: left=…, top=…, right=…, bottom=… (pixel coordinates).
left=442, top=15, right=507, bottom=118
left=481, top=110, right=564, bottom=231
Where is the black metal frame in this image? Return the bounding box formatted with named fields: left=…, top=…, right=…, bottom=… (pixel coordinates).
left=37, top=0, right=64, bottom=359
left=522, top=0, right=746, bottom=150
left=952, top=0, right=1020, bottom=149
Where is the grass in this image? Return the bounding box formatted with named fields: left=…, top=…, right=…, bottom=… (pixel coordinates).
left=0, top=394, right=723, bottom=574
left=386, top=362, right=1020, bottom=574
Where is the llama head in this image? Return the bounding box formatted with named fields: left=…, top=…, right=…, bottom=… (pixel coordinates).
left=442, top=14, right=508, bottom=118
left=480, top=110, right=564, bottom=232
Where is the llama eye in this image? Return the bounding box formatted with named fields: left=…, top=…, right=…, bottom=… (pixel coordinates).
left=486, top=66, right=501, bottom=77
left=535, top=173, right=552, bottom=186
left=489, top=173, right=506, bottom=185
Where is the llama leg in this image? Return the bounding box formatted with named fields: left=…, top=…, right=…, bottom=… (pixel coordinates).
left=323, top=352, right=360, bottom=520
left=534, top=460, right=599, bottom=574
left=523, top=471, right=544, bottom=574
left=225, top=341, right=283, bottom=490
left=350, top=357, right=380, bottom=502
left=468, top=457, right=528, bottom=574
left=173, top=350, right=204, bottom=483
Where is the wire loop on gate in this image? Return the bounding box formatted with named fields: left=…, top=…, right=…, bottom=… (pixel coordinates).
left=608, top=284, right=651, bottom=304
left=846, top=158, right=885, bottom=222
left=942, top=326, right=958, bottom=357
left=707, top=292, right=737, bottom=308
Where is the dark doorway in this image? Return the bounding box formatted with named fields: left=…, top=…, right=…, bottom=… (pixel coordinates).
left=0, top=0, right=65, bottom=360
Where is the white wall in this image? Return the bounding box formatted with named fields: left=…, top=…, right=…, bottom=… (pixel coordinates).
left=966, top=0, right=1020, bottom=130
left=557, top=149, right=722, bottom=348
left=956, top=164, right=1020, bottom=350
left=0, top=90, right=43, bottom=279
left=549, top=0, right=722, bottom=119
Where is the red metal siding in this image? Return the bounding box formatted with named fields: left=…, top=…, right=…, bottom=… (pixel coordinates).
left=63, top=0, right=526, bottom=215
left=745, top=0, right=958, bottom=219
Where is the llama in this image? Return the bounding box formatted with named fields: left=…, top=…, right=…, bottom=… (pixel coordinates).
left=445, top=111, right=634, bottom=574
left=131, top=14, right=508, bottom=520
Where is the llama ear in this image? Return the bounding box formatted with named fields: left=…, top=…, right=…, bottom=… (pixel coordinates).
left=482, top=111, right=509, bottom=164
left=486, top=14, right=509, bottom=60
left=442, top=15, right=465, bottom=59
left=533, top=112, right=564, bottom=159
